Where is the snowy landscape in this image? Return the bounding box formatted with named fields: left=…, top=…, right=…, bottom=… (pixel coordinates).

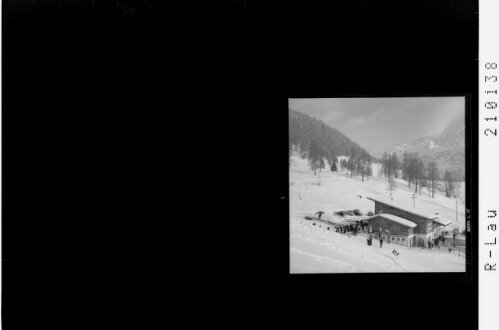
left=289, top=98, right=467, bottom=273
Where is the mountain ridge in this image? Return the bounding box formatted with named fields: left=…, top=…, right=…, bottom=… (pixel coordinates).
left=389, top=114, right=465, bottom=178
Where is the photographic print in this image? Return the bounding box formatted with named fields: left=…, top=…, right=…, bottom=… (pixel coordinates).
left=289, top=97, right=467, bottom=273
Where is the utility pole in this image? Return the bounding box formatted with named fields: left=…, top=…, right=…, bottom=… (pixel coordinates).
left=456, top=199, right=458, bottom=224
left=412, top=194, right=417, bottom=209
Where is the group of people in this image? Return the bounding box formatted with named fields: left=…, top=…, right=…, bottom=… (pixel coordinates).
left=340, top=220, right=370, bottom=235
left=366, top=233, right=397, bottom=252
left=310, top=216, right=403, bottom=255
left=366, top=234, right=386, bottom=247
left=312, top=222, right=348, bottom=234
left=335, top=223, right=359, bottom=236
left=426, top=233, right=457, bottom=250
left=311, top=220, right=367, bottom=238
left=357, top=220, right=368, bottom=231
left=442, top=230, right=458, bottom=242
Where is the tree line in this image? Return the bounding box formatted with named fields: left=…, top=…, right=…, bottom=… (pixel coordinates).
left=338, top=148, right=374, bottom=181
left=380, top=150, right=463, bottom=199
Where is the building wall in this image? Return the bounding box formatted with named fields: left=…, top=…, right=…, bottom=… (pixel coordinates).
left=374, top=202, right=431, bottom=235
left=390, top=234, right=412, bottom=247
left=372, top=233, right=413, bottom=247
left=368, top=216, right=412, bottom=236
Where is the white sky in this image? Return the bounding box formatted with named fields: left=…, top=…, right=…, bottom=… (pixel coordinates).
left=289, top=97, right=465, bottom=156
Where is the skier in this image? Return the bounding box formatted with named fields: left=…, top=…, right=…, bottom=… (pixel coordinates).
left=380, top=236, right=384, bottom=248
left=387, top=236, right=391, bottom=244
left=453, top=232, right=456, bottom=243
left=367, top=235, right=372, bottom=246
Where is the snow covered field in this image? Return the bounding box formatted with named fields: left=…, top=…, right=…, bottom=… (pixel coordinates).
left=289, top=152, right=466, bottom=273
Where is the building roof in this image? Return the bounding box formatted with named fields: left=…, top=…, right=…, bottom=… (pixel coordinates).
left=368, top=214, right=418, bottom=228
left=431, top=217, right=453, bottom=226
left=366, top=197, right=439, bottom=220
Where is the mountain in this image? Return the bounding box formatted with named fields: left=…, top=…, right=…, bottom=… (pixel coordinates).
left=289, top=109, right=375, bottom=160
left=392, top=136, right=440, bottom=154
left=434, top=116, right=465, bottom=149
left=394, top=136, right=440, bottom=154
left=390, top=115, right=465, bottom=179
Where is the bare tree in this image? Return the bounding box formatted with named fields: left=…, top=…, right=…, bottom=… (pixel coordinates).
left=427, top=161, right=439, bottom=198
left=386, top=175, right=397, bottom=199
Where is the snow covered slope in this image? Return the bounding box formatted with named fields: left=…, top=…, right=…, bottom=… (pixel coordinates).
left=291, top=220, right=465, bottom=273
left=289, top=152, right=466, bottom=273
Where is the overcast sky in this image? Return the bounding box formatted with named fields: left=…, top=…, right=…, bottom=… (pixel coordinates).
left=289, top=97, right=465, bottom=156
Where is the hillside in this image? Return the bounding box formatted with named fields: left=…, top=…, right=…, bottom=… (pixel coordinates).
left=289, top=109, right=375, bottom=161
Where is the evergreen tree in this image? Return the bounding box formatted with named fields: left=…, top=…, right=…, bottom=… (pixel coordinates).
left=331, top=162, right=338, bottom=172
left=308, top=140, right=321, bottom=175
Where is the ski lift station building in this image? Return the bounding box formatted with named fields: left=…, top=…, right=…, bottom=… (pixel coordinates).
left=365, top=197, right=452, bottom=248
